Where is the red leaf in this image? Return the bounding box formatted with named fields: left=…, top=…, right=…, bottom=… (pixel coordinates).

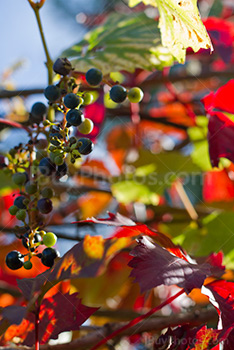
left=202, top=80, right=234, bottom=167
left=204, top=280, right=234, bottom=350
left=208, top=112, right=234, bottom=167
left=128, top=236, right=217, bottom=294
left=23, top=292, right=98, bottom=346
left=17, top=232, right=135, bottom=301
left=204, top=17, right=234, bottom=64
left=75, top=212, right=189, bottom=261
left=0, top=305, right=27, bottom=337
left=155, top=324, right=225, bottom=350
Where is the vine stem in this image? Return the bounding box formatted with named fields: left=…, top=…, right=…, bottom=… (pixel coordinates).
left=90, top=289, right=185, bottom=350
left=28, top=2, right=54, bottom=121
left=35, top=307, right=40, bottom=350
left=33, top=8, right=53, bottom=85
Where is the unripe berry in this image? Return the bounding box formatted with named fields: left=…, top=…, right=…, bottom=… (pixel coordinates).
left=25, top=182, right=38, bottom=194
left=82, top=92, right=93, bottom=105
left=43, top=232, right=57, bottom=247
left=41, top=187, right=53, bottom=198
left=77, top=118, right=94, bottom=135
left=9, top=205, right=19, bottom=216
left=16, top=209, right=27, bottom=221
left=127, top=87, right=144, bottom=103
left=23, top=261, right=33, bottom=270
left=12, top=172, right=27, bottom=186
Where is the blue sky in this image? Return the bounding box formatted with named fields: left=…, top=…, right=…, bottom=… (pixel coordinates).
left=0, top=1, right=91, bottom=88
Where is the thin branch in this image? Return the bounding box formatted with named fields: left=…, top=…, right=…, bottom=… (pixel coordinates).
left=0, top=88, right=44, bottom=99
left=90, top=289, right=185, bottom=350
left=33, top=9, right=53, bottom=85
left=174, top=181, right=199, bottom=221
left=0, top=307, right=217, bottom=350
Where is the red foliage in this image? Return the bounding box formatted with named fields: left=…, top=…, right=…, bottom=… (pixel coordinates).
left=203, top=80, right=234, bottom=167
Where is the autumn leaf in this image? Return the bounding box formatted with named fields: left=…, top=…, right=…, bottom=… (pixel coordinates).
left=202, top=80, right=234, bottom=167
left=203, top=280, right=234, bottom=350
left=75, top=212, right=189, bottom=260
left=128, top=0, right=213, bottom=63
left=128, top=236, right=223, bottom=294
left=155, top=324, right=226, bottom=349
left=0, top=306, right=26, bottom=336
left=17, top=231, right=136, bottom=302
left=2, top=293, right=98, bottom=345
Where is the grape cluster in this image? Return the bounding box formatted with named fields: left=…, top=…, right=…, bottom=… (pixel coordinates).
left=3, top=60, right=144, bottom=271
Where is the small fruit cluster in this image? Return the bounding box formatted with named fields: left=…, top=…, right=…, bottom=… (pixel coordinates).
left=85, top=67, right=144, bottom=103
left=3, top=59, right=144, bottom=271
left=5, top=230, right=59, bottom=270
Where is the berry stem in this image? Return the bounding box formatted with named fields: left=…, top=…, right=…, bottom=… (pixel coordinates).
left=33, top=7, right=53, bottom=85
left=90, top=289, right=185, bottom=350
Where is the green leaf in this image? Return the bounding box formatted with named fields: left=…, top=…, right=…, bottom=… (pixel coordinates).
left=188, top=117, right=212, bottom=171
left=60, top=13, right=174, bottom=74
left=111, top=150, right=201, bottom=204
left=128, top=0, right=213, bottom=63
left=174, top=212, right=234, bottom=268
left=111, top=178, right=160, bottom=204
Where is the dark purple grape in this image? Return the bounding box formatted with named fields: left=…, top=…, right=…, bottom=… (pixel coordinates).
left=30, top=102, right=47, bottom=124
left=53, top=58, right=72, bottom=76
left=41, top=247, right=60, bottom=268
left=37, top=198, right=53, bottom=214
left=14, top=196, right=27, bottom=209
left=56, top=162, right=67, bottom=179
left=66, top=109, right=84, bottom=126
left=64, top=93, right=80, bottom=109
left=110, top=85, right=127, bottom=103
left=39, top=157, right=56, bottom=176
left=85, top=68, right=103, bottom=86
left=77, top=138, right=94, bottom=155
left=44, top=85, right=61, bottom=102
left=5, top=251, right=24, bottom=270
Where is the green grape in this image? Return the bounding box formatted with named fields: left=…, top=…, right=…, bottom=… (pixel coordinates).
left=77, top=118, right=94, bottom=135
left=9, top=205, right=19, bottom=216
left=12, top=172, right=27, bottom=186
left=36, top=150, right=48, bottom=161
left=54, top=155, right=64, bottom=166
left=82, top=92, right=93, bottom=105
left=41, top=187, right=53, bottom=199
left=23, top=261, right=33, bottom=270
left=16, top=209, right=26, bottom=221
left=25, top=182, right=37, bottom=194
left=127, top=87, right=144, bottom=103
left=43, top=232, right=57, bottom=247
